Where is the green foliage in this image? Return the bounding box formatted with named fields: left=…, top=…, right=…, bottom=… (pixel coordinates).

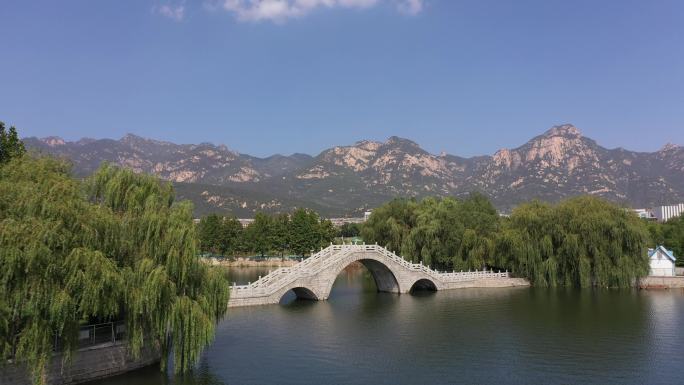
left=647, top=216, right=684, bottom=266
left=290, top=208, right=335, bottom=256
left=0, top=156, right=229, bottom=384
left=198, top=214, right=243, bottom=255
left=361, top=198, right=419, bottom=255
left=221, top=217, right=244, bottom=255
left=362, top=194, right=498, bottom=270
left=198, top=214, right=223, bottom=254
left=337, top=222, right=361, bottom=238
left=271, top=213, right=292, bottom=257
left=0, top=121, right=26, bottom=164
left=363, top=194, right=650, bottom=287
left=196, top=208, right=335, bottom=258
left=495, top=197, right=649, bottom=287
left=245, top=212, right=274, bottom=257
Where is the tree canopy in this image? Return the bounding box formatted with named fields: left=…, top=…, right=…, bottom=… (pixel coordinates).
left=198, top=214, right=243, bottom=256
left=363, top=194, right=650, bottom=287
left=290, top=208, right=336, bottom=256
left=647, top=215, right=684, bottom=266
left=494, top=197, right=649, bottom=287
left=0, top=121, right=25, bottom=164
left=0, top=155, right=229, bottom=384
left=362, top=193, right=499, bottom=270
left=196, top=208, right=336, bottom=258
left=337, top=222, right=362, bottom=238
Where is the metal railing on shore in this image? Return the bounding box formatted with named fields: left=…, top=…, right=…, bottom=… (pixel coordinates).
left=53, top=321, right=126, bottom=352
left=4, top=321, right=127, bottom=361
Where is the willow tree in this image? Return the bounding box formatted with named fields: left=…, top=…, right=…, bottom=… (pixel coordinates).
left=495, top=196, right=650, bottom=287
left=0, top=157, right=229, bottom=384
left=363, top=194, right=498, bottom=270
left=86, top=163, right=230, bottom=372
left=648, top=216, right=684, bottom=265
left=361, top=198, right=419, bottom=254
left=0, top=157, right=122, bottom=382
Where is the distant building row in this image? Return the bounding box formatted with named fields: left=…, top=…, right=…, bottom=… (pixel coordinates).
left=193, top=212, right=373, bottom=228
left=235, top=211, right=373, bottom=228
left=328, top=211, right=373, bottom=226
left=633, top=203, right=684, bottom=222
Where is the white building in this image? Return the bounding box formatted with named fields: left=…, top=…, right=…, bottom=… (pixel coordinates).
left=328, top=217, right=365, bottom=226
left=633, top=208, right=655, bottom=220
left=652, top=203, right=684, bottom=222
left=648, top=246, right=676, bottom=277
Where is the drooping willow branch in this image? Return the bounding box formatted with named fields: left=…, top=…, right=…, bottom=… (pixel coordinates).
left=0, top=157, right=229, bottom=385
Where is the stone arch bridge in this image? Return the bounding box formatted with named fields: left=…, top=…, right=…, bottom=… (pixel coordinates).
left=228, top=244, right=528, bottom=307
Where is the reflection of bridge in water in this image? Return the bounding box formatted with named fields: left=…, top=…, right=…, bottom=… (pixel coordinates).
left=228, top=244, right=529, bottom=307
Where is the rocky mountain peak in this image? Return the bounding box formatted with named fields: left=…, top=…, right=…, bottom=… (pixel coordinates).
left=22, top=125, right=684, bottom=217
left=659, top=143, right=681, bottom=152
left=492, top=148, right=520, bottom=169
left=353, top=140, right=383, bottom=152
left=40, top=136, right=65, bottom=147
left=320, top=141, right=380, bottom=172
left=76, top=138, right=97, bottom=145
left=542, top=124, right=582, bottom=138
left=492, top=124, right=596, bottom=171
left=386, top=136, right=420, bottom=148
left=121, top=133, right=174, bottom=147
left=121, top=133, right=143, bottom=142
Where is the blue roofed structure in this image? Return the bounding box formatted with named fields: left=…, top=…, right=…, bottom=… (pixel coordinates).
left=648, top=246, right=676, bottom=276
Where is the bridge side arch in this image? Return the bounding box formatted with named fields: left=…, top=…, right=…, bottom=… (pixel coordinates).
left=274, top=282, right=323, bottom=303
left=410, top=278, right=438, bottom=292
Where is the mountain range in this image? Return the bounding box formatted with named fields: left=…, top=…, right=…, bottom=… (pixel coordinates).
left=24, top=124, right=684, bottom=217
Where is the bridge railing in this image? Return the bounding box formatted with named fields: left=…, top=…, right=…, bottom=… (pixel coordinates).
left=229, top=244, right=510, bottom=298
left=230, top=246, right=356, bottom=298
left=366, top=244, right=509, bottom=281
left=437, top=270, right=509, bottom=281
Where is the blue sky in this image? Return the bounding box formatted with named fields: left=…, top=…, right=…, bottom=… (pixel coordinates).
left=1, top=0, right=683, bottom=157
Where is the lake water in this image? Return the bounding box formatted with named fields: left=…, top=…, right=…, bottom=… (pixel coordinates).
left=90, top=265, right=684, bottom=385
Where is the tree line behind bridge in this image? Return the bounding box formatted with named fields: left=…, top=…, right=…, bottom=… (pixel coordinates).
left=362, top=194, right=684, bottom=288
left=199, top=192, right=684, bottom=289
left=197, top=209, right=340, bottom=258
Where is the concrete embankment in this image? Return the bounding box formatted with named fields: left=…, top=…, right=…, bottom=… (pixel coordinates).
left=1, top=343, right=159, bottom=385
left=639, top=276, right=684, bottom=289
left=441, top=277, right=530, bottom=290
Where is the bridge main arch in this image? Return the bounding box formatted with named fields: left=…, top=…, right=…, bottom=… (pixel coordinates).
left=319, top=251, right=406, bottom=300
left=358, top=259, right=401, bottom=294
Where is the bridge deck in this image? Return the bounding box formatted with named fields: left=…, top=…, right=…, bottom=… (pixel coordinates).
left=228, top=244, right=528, bottom=307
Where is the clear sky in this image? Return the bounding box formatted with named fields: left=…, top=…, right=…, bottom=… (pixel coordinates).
left=1, top=0, right=683, bottom=157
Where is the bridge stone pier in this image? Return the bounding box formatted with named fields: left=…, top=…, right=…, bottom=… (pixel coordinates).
left=228, top=244, right=529, bottom=307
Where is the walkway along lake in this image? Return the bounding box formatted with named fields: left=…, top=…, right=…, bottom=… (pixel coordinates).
left=88, top=265, right=684, bottom=385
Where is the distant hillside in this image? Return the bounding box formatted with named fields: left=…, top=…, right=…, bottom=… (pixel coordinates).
left=24, top=124, right=684, bottom=217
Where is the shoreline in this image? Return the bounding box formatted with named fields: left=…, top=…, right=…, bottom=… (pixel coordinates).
left=639, top=276, right=684, bottom=289
left=1, top=342, right=159, bottom=385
